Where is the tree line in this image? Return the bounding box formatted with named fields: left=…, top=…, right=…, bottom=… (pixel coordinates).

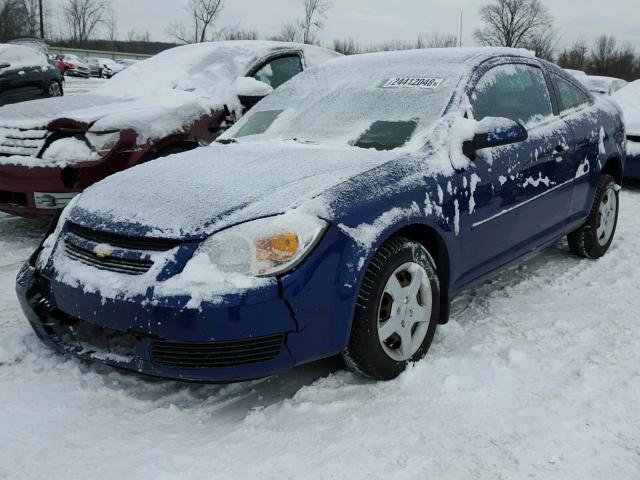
left=1, top=0, right=638, bottom=80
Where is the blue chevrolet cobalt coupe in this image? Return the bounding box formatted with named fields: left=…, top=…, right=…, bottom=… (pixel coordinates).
left=17, top=48, right=625, bottom=381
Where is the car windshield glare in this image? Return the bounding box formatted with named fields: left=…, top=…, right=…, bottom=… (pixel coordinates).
left=353, top=120, right=418, bottom=151
left=236, top=110, right=284, bottom=137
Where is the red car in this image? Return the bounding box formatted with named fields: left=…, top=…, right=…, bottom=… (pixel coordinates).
left=0, top=41, right=340, bottom=217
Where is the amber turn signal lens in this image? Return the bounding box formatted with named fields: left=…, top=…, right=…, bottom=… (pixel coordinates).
left=255, top=233, right=300, bottom=262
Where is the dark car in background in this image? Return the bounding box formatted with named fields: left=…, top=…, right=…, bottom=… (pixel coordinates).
left=0, top=41, right=340, bottom=217
left=0, top=44, right=63, bottom=106
left=17, top=48, right=625, bottom=383
left=613, top=80, right=640, bottom=178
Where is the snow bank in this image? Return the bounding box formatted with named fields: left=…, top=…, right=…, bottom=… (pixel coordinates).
left=3, top=190, right=640, bottom=478
left=613, top=80, right=640, bottom=135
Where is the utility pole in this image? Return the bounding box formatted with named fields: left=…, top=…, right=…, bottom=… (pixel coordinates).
left=39, top=0, right=45, bottom=39
left=459, top=10, right=463, bottom=48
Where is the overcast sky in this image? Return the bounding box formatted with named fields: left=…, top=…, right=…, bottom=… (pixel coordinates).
left=51, top=0, right=640, bottom=50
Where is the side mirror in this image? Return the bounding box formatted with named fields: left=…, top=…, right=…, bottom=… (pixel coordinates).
left=233, top=77, right=274, bottom=109
left=463, top=117, right=528, bottom=157
left=0, top=63, right=11, bottom=69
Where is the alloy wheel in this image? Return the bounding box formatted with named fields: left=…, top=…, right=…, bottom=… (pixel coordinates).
left=377, top=261, right=432, bottom=362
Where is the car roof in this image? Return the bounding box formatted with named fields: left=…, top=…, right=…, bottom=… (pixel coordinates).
left=97, top=40, right=341, bottom=98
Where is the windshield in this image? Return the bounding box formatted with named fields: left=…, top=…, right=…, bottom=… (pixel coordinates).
left=225, top=50, right=465, bottom=150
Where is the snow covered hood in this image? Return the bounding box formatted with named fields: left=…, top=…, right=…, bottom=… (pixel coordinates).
left=613, top=80, right=640, bottom=135
left=69, top=142, right=399, bottom=239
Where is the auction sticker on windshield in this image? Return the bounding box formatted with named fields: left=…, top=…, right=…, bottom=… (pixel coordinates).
left=381, top=77, right=443, bottom=89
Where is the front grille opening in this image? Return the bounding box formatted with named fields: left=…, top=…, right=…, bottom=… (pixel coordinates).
left=150, top=334, right=285, bottom=369
left=68, top=222, right=181, bottom=252
left=0, top=190, right=28, bottom=206
left=48, top=312, right=137, bottom=363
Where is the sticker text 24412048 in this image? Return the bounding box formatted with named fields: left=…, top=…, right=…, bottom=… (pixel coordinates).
left=381, top=77, right=444, bottom=89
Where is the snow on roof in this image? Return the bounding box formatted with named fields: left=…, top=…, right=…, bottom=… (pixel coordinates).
left=0, top=43, right=50, bottom=72
left=97, top=40, right=339, bottom=98
left=613, top=80, right=640, bottom=135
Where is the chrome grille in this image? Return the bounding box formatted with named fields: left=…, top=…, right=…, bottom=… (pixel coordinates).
left=0, top=128, right=49, bottom=157
left=64, top=242, right=153, bottom=275
left=63, top=223, right=181, bottom=276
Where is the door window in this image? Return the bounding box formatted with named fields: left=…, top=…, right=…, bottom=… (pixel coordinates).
left=471, top=64, right=553, bottom=125
left=253, top=55, right=303, bottom=90
left=552, top=74, right=592, bottom=112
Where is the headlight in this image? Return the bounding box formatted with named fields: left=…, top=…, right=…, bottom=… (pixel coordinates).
left=86, top=131, right=120, bottom=158
left=199, top=213, right=328, bottom=277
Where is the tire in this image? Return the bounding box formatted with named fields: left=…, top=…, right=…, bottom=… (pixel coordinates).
left=568, top=174, right=619, bottom=259
left=343, top=238, right=441, bottom=380
left=47, top=81, right=63, bottom=98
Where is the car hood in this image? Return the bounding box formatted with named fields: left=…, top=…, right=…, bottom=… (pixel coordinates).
left=0, top=90, right=222, bottom=144
left=69, top=141, right=401, bottom=240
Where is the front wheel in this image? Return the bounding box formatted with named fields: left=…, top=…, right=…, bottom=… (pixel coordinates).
left=568, top=174, right=619, bottom=259
left=343, top=238, right=440, bottom=380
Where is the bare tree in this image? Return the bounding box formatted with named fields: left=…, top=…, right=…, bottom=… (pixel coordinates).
left=274, top=20, right=301, bottom=42
left=168, top=0, right=223, bottom=44
left=423, top=33, right=459, bottom=48
left=590, top=35, right=617, bottom=74
left=0, top=0, right=29, bottom=41
left=62, top=0, right=109, bottom=45
left=523, top=28, right=558, bottom=60
left=215, top=25, right=259, bottom=41
left=105, top=7, right=117, bottom=46
left=474, top=0, right=553, bottom=48
left=557, top=39, right=589, bottom=71
left=299, top=0, right=330, bottom=44
left=333, top=37, right=360, bottom=55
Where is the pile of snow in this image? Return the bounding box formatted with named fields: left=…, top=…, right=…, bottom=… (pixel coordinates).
left=0, top=43, right=50, bottom=72
left=613, top=80, right=640, bottom=136
left=0, top=41, right=340, bottom=161
left=3, top=188, right=640, bottom=478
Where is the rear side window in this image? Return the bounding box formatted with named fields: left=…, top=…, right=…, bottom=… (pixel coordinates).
left=552, top=74, right=591, bottom=112
left=471, top=64, right=553, bottom=125
left=253, top=55, right=303, bottom=90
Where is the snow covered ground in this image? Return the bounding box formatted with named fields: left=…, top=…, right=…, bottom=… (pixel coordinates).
left=63, top=76, right=109, bottom=96
left=1, top=184, right=640, bottom=479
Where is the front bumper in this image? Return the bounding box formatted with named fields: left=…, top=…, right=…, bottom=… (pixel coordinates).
left=17, top=263, right=300, bottom=382
left=16, top=224, right=360, bottom=382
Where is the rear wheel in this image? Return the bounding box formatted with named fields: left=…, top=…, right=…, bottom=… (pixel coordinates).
left=343, top=238, right=440, bottom=380
left=568, top=174, right=619, bottom=259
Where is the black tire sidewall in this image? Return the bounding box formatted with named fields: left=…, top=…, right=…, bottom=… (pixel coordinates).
left=583, top=175, right=619, bottom=258
left=346, top=239, right=440, bottom=380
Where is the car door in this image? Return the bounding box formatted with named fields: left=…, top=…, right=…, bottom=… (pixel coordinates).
left=457, top=62, right=572, bottom=284
left=548, top=72, right=602, bottom=222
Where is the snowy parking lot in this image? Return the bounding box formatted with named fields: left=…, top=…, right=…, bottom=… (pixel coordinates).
left=1, top=186, right=639, bottom=479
